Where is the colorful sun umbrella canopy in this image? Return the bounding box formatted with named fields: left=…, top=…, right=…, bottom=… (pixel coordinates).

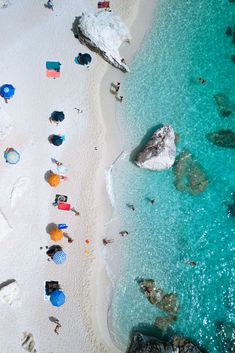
left=4, top=148, right=20, bottom=164
left=50, top=290, right=66, bottom=307
left=52, top=250, right=67, bottom=264
left=51, top=111, right=65, bottom=123
left=0, top=84, right=15, bottom=99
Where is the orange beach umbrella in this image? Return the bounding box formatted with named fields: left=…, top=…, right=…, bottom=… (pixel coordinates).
left=50, top=227, right=63, bottom=241
left=48, top=173, right=60, bottom=187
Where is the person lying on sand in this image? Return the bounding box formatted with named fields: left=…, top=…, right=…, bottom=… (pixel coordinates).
left=103, top=238, right=114, bottom=246
left=70, top=207, right=80, bottom=216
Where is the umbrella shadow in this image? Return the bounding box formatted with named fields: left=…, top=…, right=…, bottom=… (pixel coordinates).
left=46, top=223, right=57, bottom=234
left=0, top=279, right=16, bottom=290
left=129, top=124, right=164, bottom=164
left=44, top=170, right=53, bottom=182
left=48, top=135, right=54, bottom=144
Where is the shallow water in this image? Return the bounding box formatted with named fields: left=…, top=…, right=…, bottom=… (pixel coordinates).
left=108, top=1, right=235, bottom=352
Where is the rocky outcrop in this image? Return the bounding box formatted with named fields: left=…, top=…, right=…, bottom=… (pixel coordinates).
left=135, top=126, right=176, bottom=171
left=72, top=12, right=131, bottom=72
left=214, top=93, right=233, bottom=118
left=139, top=279, right=179, bottom=315
left=207, top=130, right=235, bottom=148
left=173, top=150, right=208, bottom=195
left=127, top=332, right=202, bottom=353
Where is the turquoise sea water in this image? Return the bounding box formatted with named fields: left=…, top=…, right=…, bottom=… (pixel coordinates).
left=108, top=1, right=235, bottom=352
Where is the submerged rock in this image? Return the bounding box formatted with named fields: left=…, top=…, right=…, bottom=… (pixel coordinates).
left=214, top=93, right=232, bottom=118
left=173, top=151, right=208, bottom=195
left=135, top=126, right=176, bottom=171
left=127, top=332, right=202, bottom=353
left=207, top=130, right=235, bottom=148
left=216, top=322, right=235, bottom=353
left=155, top=315, right=177, bottom=331
left=139, top=279, right=179, bottom=315
left=72, top=12, right=131, bottom=72
left=226, top=26, right=233, bottom=36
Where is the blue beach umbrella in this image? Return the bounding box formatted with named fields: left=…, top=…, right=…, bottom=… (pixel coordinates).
left=52, top=250, right=67, bottom=264
left=0, top=84, right=15, bottom=99
left=50, top=290, right=66, bottom=307
left=4, top=148, right=20, bottom=164
left=51, top=135, right=64, bottom=146
left=75, top=53, right=92, bottom=66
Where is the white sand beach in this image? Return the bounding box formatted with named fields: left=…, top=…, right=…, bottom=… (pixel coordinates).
left=0, top=1, right=155, bottom=352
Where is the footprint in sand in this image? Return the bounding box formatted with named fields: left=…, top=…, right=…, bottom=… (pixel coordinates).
left=21, top=332, right=37, bottom=353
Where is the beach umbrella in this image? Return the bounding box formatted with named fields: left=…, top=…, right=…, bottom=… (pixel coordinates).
left=51, top=111, right=65, bottom=123
left=50, top=227, right=63, bottom=241
left=52, top=250, right=67, bottom=264
left=50, top=290, right=65, bottom=307
left=4, top=148, right=20, bottom=164
left=51, top=135, right=63, bottom=146
left=77, top=53, right=92, bottom=65
left=48, top=173, right=60, bottom=187
left=0, top=84, right=15, bottom=99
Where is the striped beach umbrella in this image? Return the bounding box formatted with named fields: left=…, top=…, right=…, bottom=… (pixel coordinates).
left=52, top=250, right=67, bottom=264
left=0, top=84, right=15, bottom=99
left=50, top=290, right=65, bottom=307
left=4, top=148, right=20, bottom=164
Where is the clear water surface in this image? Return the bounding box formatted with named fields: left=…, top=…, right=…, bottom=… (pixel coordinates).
left=108, top=1, right=235, bottom=352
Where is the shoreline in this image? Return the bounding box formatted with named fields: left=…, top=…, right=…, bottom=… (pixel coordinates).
left=89, top=1, right=157, bottom=352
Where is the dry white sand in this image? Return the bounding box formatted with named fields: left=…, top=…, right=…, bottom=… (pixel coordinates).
left=0, top=1, right=155, bottom=353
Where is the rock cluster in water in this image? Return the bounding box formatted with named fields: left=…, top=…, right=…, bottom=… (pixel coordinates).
left=72, top=12, right=131, bottom=72
left=207, top=130, right=235, bottom=148
left=135, top=126, right=176, bottom=171
left=216, top=322, right=235, bottom=353
left=139, top=279, right=179, bottom=331
left=173, top=150, right=208, bottom=195
left=127, top=332, right=202, bottom=353
left=214, top=93, right=233, bottom=118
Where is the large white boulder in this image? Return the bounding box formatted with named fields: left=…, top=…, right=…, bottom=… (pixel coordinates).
left=73, top=11, right=131, bottom=72
left=135, top=126, right=176, bottom=171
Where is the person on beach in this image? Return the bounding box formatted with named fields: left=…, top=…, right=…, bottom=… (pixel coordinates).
left=127, top=204, right=135, bottom=211
left=115, top=82, right=120, bottom=94
left=44, top=0, right=54, bottom=10
left=186, top=260, right=197, bottom=267
left=74, top=108, right=83, bottom=113
left=54, top=321, right=61, bottom=334
left=119, top=231, right=129, bottom=237
left=198, top=77, right=207, bottom=85
left=119, top=96, right=123, bottom=102
left=70, top=207, right=80, bottom=216
left=103, top=238, right=114, bottom=246
left=63, top=233, right=74, bottom=243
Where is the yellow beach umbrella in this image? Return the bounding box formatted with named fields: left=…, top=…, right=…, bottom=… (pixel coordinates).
left=48, top=173, right=60, bottom=187
left=50, top=227, right=63, bottom=241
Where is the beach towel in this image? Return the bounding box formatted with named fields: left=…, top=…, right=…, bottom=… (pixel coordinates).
left=98, top=1, right=110, bottom=8
left=46, top=70, right=60, bottom=78
left=58, top=202, right=71, bottom=211
left=46, top=61, right=61, bottom=71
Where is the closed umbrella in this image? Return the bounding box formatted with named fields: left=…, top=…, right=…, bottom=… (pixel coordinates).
left=50, top=227, right=63, bottom=241
left=51, top=111, right=65, bottom=123
left=48, top=173, right=60, bottom=187
left=4, top=148, right=20, bottom=164
left=52, top=250, right=67, bottom=264
left=0, top=84, right=15, bottom=99
left=51, top=135, right=64, bottom=146
left=50, top=290, right=65, bottom=307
